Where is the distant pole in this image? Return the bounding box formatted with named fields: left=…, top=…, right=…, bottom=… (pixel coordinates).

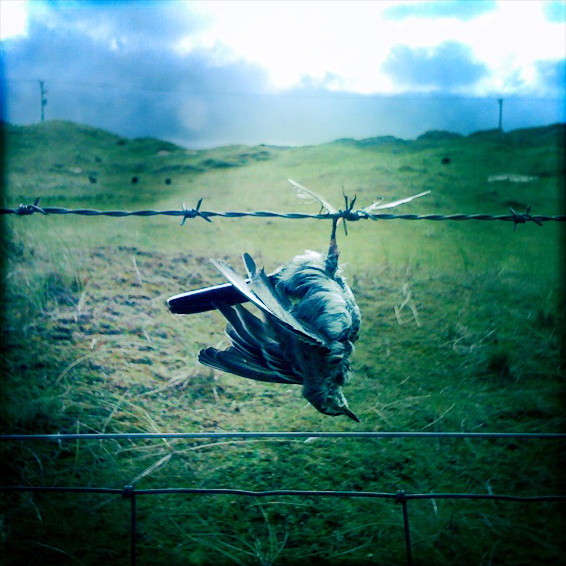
left=497, top=98, right=504, bottom=132
left=39, top=80, right=48, bottom=122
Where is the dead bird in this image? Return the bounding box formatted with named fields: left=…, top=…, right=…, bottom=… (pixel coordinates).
left=196, top=217, right=361, bottom=421
left=167, top=180, right=429, bottom=421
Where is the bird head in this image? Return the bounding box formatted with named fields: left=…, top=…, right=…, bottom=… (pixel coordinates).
left=304, top=385, right=360, bottom=422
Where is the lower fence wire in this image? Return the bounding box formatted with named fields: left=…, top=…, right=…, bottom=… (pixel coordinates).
left=2, top=432, right=565, bottom=566
left=2, top=485, right=565, bottom=566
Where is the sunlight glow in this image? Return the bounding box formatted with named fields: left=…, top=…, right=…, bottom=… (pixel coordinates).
left=178, top=0, right=565, bottom=95
left=0, top=0, right=29, bottom=40
left=3, top=0, right=565, bottom=97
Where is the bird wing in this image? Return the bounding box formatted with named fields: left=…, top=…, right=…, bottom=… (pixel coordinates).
left=199, top=303, right=303, bottom=385
left=167, top=281, right=251, bottom=314
left=211, top=255, right=327, bottom=347
left=199, top=347, right=297, bottom=384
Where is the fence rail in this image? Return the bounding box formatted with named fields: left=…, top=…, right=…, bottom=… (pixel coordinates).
left=2, top=431, right=565, bottom=441
left=2, top=431, right=565, bottom=566
left=3, top=484, right=564, bottom=503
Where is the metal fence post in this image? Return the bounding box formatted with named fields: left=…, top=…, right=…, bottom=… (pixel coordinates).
left=123, top=485, right=137, bottom=566
left=396, top=490, right=413, bottom=566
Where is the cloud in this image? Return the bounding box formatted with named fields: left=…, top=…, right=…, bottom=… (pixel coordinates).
left=27, top=0, right=210, bottom=50
left=544, top=1, right=566, bottom=23
left=384, top=0, right=496, bottom=21
left=2, top=7, right=270, bottom=145
left=1, top=2, right=563, bottom=148
left=535, top=59, right=566, bottom=95
left=381, top=42, right=488, bottom=91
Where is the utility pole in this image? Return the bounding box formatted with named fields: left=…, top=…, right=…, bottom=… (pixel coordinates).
left=39, top=80, right=48, bottom=122
left=497, top=98, right=504, bottom=132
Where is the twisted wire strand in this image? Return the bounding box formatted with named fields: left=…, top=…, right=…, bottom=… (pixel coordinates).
left=1, top=201, right=564, bottom=225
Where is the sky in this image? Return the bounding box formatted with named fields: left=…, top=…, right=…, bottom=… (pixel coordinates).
left=1, top=0, right=565, bottom=148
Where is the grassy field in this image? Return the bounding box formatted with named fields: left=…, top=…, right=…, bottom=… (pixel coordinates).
left=1, top=120, right=565, bottom=565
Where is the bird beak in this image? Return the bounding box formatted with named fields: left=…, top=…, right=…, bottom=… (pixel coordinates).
left=343, top=407, right=360, bottom=422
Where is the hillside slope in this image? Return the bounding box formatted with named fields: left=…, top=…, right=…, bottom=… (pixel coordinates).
left=1, top=120, right=564, bottom=566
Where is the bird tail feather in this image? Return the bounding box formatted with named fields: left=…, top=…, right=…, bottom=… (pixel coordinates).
left=198, top=347, right=298, bottom=384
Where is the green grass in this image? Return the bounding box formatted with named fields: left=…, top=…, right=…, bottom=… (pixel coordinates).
left=1, top=120, right=565, bottom=565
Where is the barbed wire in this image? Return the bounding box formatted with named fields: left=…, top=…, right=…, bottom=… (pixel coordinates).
left=2, top=198, right=564, bottom=229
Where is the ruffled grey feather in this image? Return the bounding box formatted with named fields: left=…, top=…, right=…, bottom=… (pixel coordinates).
left=198, top=248, right=361, bottom=422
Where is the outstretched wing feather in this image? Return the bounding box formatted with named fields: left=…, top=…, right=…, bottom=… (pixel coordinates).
left=233, top=304, right=302, bottom=381
left=243, top=254, right=325, bottom=345
left=198, top=347, right=300, bottom=384
left=211, top=256, right=326, bottom=346
left=214, top=302, right=302, bottom=383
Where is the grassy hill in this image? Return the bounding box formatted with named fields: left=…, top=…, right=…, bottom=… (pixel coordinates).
left=1, top=120, right=565, bottom=565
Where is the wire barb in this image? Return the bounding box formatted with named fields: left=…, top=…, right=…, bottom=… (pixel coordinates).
left=336, top=192, right=361, bottom=236
left=509, top=205, right=544, bottom=231
left=181, top=197, right=212, bottom=225
left=15, top=197, right=48, bottom=216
